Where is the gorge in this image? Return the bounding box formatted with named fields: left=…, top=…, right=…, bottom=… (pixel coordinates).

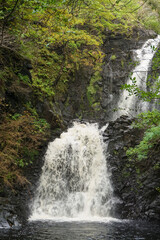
left=0, top=1, right=160, bottom=238
left=1, top=33, right=160, bottom=240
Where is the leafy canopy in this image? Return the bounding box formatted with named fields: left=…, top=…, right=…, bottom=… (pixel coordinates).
left=1, top=0, right=140, bottom=102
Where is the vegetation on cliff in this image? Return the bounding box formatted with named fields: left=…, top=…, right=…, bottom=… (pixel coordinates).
left=0, top=0, right=160, bottom=190
left=123, top=47, right=160, bottom=193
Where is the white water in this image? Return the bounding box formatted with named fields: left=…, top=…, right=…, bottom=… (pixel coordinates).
left=112, top=35, right=160, bottom=119
left=30, top=122, right=114, bottom=221
left=29, top=37, right=160, bottom=222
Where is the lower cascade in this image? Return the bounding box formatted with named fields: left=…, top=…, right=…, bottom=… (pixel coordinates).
left=30, top=122, right=114, bottom=221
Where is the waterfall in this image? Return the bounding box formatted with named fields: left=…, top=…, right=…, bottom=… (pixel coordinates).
left=30, top=122, right=114, bottom=221
left=112, top=35, right=160, bottom=119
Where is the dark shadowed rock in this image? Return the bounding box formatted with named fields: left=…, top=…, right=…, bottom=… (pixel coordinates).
left=0, top=197, right=21, bottom=228
left=104, top=115, right=160, bottom=221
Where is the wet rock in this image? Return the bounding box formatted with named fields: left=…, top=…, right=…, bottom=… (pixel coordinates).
left=105, top=116, right=160, bottom=221
left=0, top=197, right=21, bottom=228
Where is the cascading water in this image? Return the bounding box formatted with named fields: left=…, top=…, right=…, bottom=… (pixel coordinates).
left=112, top=35, right=160, bottom=120
left=30, top=122, right=114, bottom=221
left=29, top=36, right=160, bottom=223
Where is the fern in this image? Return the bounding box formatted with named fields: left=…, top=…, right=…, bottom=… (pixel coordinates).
left=127, top=111, right=160, bottom=161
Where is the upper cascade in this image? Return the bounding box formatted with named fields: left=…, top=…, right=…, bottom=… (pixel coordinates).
left=112, top=35, right=160, bottom=120
left=30, top=122, right=114, bottom=221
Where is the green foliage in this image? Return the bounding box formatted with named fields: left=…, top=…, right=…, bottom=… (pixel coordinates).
left=87, top=71, right=102, bottom=109
left=127, top=124, right=160, bottom=160
left=153, top=162, right=160, bottom=170
left=16, top=148, right=39, bottom=167
left=34, top=118, right=50, bottom=133
left=110, top=54, right=117, bottom=61
left=139, top=0, right=160, bottom=34
left=1, top=0, right=159, bottom=104
left=24, top=102, right=38, bottom=117
left=148, top=0, right=160, bottom=12
left=144, top=16, right=160, bottom=34
left=132, top=110, right=160, bottom=129
left=11, top=113, right=21, bottom=120
left=156, top=187, right=160, bottom=193
left=127, top=110, right=160, bottom=161
left=1, top=0, right=148, bottom=102
left=17, top=73, right=30, bottom=84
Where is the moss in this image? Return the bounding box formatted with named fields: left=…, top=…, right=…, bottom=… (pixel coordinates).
left=87, top=71, right=102, bottom=110
left=110, top=54, right=117, bottom=61
left=113, top=150, right=118, bottom=155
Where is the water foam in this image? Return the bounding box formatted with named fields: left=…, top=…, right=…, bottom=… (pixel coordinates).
left=30, top=122, right=115, bottom=221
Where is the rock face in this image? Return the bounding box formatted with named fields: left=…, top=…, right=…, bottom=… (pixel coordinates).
left=59, top=28, right=158, bottom=122
left=54, top=29, right=157, bottom=122
left=0, top=197, right=21, bottom=228
left=103, top=115, right=160, bottom=221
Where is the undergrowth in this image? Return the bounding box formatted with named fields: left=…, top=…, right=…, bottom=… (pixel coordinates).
left=127, top=110, right=160, bottom=174
left=0, top=112, right=50, bottom=189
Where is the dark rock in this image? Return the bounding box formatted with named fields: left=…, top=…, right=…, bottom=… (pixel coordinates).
left=0, top=197, right=21, bottom=228
left=105, top=116, right=160, bottom=221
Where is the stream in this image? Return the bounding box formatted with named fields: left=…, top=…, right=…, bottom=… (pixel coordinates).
left=0, top=220, right=160, bottom=240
